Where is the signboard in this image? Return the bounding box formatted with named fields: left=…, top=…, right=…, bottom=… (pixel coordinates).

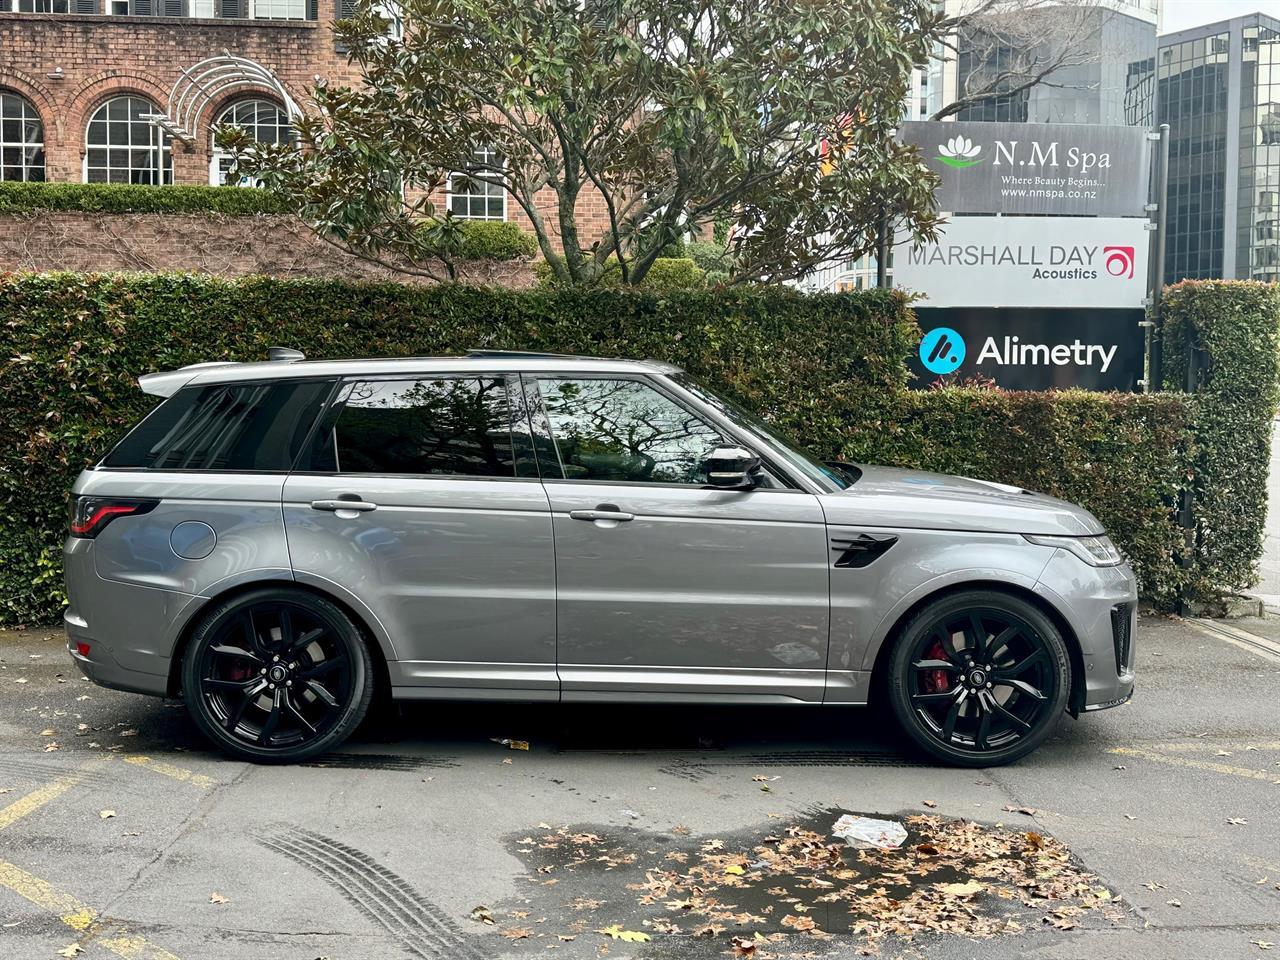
left=899, top=120, right=1151, bottom=217
left=893, top=216, right=1149, bottom=309
left=911, top=307, right=1145, bottom=392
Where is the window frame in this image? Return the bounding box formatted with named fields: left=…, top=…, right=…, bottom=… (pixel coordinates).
left=522, top=372, right=804, bottom=492
left=208, top=97, right=296, bottom=186
left=83, top=95, right=173, bottom=186
left=292, top=371, right=535, bottom=481
left=0, top=89, right=45, bottom=183
left=445, top=145, right=508, bottom=222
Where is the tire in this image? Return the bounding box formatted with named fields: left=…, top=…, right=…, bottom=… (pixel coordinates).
left=182, top=587, right=374, bottom=764
left=886, top=589, right=1071, bottom=767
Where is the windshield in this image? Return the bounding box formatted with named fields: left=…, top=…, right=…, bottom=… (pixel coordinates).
left=671, top=373, right=855, bottom=492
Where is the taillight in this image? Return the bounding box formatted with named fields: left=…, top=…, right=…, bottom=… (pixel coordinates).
left=68, top=496, right=158, bottom=538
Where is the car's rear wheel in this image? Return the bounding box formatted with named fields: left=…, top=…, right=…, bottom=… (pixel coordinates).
left=182, top=588, right=373, bottom=764
left=887, top=589, right=1070, bottom=767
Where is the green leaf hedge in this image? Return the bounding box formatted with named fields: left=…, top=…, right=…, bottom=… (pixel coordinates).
left=0, top=272, right=1266, bottom=624
left=0, top=181, right=293, bottom=216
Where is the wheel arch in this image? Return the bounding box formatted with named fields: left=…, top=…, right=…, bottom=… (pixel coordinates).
left=165, top=578, right=393, bottom=704
left=865, top=579, right=1087, bottom=717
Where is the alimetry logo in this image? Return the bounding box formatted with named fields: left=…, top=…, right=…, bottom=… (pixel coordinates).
left=920, top=327, right=966, bottom=374
left=937, top=136, right=982, bottom=169
left=1102, top=245, right=1135, bottom=279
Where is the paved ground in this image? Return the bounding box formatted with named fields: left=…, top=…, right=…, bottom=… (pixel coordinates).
left=0, top=616, right=1278, bottom=960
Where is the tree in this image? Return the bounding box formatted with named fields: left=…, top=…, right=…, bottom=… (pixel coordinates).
left=931, top=0, right=1134, bottom=122
left=221, top=0, right=948, bottom=286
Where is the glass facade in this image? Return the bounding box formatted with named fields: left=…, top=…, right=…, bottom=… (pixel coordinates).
left=1239, top=23, right=1280, bottom=281
left=1158, top=31, right=1231, bottom=282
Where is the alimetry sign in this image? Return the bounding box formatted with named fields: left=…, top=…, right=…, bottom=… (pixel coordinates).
left=898, top=120, right=1152, bottom=217
left=893, top=216, right=1150, bottom=309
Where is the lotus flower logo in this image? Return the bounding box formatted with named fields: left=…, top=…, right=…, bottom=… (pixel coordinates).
left=937, top=136, right=983, bottom=169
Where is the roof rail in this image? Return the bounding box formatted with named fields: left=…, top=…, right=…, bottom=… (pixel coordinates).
left=268, top=346, right=306, bottom=362
left=465, top=349, right=593, bottom=360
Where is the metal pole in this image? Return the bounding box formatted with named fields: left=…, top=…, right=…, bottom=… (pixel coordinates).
left=1149, top=123, right=1170, bottom=390
left=876, top=208, right=889, bottom=288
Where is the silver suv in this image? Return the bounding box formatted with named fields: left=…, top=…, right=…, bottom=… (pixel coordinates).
left=64, top=350, right=1136, bottom=765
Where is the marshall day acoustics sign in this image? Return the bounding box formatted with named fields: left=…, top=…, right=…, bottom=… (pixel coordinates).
left=898, top=120, right=1151, bottom=217
left=892, top=216, right=1150, bottom=310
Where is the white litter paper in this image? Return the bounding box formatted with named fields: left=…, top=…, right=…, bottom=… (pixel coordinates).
left=831, top=814, right=908, bottom=850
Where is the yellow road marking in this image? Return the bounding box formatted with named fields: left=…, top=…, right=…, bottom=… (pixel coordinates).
left=0, top=759, right=109, bottom=832
left=0, top=761, right=182, bottom=959
left=1109, top=746, right=1280, bottom=784
left=0, top=859, right=180, bottom=960
left=1147, top=740, right=1280, bottom=753
left=121, top=755, right=215, bottom=789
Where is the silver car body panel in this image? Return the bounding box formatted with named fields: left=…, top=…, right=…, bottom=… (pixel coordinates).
left=65, top=354, right=1137, bottom=712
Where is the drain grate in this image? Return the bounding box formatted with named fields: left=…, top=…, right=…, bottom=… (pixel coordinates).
left=301, top=753, right=460, bottom=771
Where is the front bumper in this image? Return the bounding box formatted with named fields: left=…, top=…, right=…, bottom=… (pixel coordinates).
left=1034, top=549, right=1137, bottom=712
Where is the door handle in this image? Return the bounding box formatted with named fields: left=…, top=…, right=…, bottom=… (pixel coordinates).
left=569, top=507, right=634, bottom=523
left=311, top=499, right=378, bottom=513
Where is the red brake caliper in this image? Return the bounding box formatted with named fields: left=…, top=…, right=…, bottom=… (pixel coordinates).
left=921, top=641, right=951, bottom=694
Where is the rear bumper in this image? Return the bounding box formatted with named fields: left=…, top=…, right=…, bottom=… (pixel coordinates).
left=1034, top=550, right=1137, bottom=711
left=63, top=537, right=199, bottom=698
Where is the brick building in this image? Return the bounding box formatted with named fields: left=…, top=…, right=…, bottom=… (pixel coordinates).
left=0, top=4, right=607, bottom=272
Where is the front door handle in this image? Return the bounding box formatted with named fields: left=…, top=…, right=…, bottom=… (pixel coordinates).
left=311, top=499, right=378, bottom=513
left=569, top=506, right=634, bottom=523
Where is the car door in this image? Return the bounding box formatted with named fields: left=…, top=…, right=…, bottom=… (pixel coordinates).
left=526, top=374, right=831, bottom=702
left=282, top=373, right=557, bottom=699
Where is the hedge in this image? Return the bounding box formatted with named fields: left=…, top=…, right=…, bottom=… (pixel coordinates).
left=0, top=181, right=292, bottom=216
left=0, top=271, right=1262, bottom=623
left=1162, top=280, right=1280, bottom=599
left=535, top=257, right=707, bottom=289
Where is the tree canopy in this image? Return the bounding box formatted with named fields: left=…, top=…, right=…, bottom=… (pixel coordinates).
left=222, top=0, right=949, bottom=285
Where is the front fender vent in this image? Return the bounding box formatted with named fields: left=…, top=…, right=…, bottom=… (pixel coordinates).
left=830, top=533, right=898, bottom=569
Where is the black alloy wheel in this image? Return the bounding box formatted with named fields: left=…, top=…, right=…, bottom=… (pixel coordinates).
left=887, top=589, right=1070, bottom=766
left=182, top=588, right=373, bottom=763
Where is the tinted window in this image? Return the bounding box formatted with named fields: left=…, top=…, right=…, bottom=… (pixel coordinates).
left=103, top=380, right=332, bottom=471
left=538, top=378, right=726, bottom=484
left=315, top=377, right=515, bottom=477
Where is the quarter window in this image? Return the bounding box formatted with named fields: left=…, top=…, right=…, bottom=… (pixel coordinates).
left=0, top=91, right=44, bottom=182
left=537, top=378, right=727, bottom=485
left=85, top=96, right=173, bottom=185
left=316, top=377, right=515, bottom=477
left=103, top=380, right=332, bottom=471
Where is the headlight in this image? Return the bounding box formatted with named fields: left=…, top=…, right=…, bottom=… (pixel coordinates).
left=1024, top=534, right=1123, bottom=567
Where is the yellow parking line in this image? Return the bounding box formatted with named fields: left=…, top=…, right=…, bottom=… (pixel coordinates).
left=1148, top=740, right=1280, bottom=753
left=121, top=755, right=216, bottom=789
left=0, top=762, right=182, bottom=959
left=0, top=859, right=180, bottom=960
left=0, top=759, right=109, bottom=832
left=1109, top=746, right=1280, bottom=784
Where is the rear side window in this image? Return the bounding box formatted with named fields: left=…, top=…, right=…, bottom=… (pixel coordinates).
left=304, top=377, right=516, bottom=477
left=103, top=380, right=333, bottom=471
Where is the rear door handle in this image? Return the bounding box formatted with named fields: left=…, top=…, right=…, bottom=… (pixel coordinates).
left=569, top=508, right=634, bottom=522
left=311, top=499, right=378, bottom=513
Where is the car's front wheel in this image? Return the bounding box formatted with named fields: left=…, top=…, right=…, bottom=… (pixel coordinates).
left=182, top=588, right=373, bottom=763
left=887, top=589, right=1070, bottom=766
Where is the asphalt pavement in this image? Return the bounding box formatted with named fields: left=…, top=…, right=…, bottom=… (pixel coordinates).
left=0, top=614, right=1277, bottom=960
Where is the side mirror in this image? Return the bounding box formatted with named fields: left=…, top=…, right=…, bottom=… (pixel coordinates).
left=704, top=444, right=762, bottom=490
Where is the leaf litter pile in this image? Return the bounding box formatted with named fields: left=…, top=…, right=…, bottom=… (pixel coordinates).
left=489, top=808, right=1125, bottom=956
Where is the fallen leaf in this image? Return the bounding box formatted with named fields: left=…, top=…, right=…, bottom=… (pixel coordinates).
left=751, top=775, right=780, bottom=782
left=1167, top=899, right=1183, bottom=908
left=490, top=738, right=529, bottom=750
left=500, top=928, right=531, bottom=940
left=39, top=728, right=54, bottom=736
left=501, top=757, right=513, bottom=765
left=724, top=864, right=746, bottom=876
left=1251, top=940, right=1274, bottom=950
left=557, top=935, right=576, bottom=942
left=780, top=914, right=816, bottom=931
left=119, top=729, right=137, bottom=737
left=14, top=678, right=27, bottom=684
left=469, top=906, right=495, bottom=925
left=1227, top=818, right=1249, bottom=826
left=209, top=892, right=229, bottom=904
left=916, top=843, right=941, bottom=856
left=922, top=800, right=938, bottom=808
left=1025, top=832, right=1046, bottom=851
left=670, top=825, right=690, bottom=835
left=99, top=810, right=116, bottom=820
left=57, top=946, right=84, bottom=958
left=44, top=742, right=59, bottom=752
left=1002, top=804, right=1037, bottom=816
left=597, top=925, right=651, bottom=943
left=938, top=880, right=984, bottom=898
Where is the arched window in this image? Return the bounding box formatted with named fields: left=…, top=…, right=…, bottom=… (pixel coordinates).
left=84, top=96, right=172, bottom=185
left=447, top=145, right=507, bottom=221
left=0, top=90, right=45, bottom=182
left=209, top=98, right=295, bottom=186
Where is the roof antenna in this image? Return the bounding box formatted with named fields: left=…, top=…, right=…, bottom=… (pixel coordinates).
left=267, top=347, right=306, bottom=362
